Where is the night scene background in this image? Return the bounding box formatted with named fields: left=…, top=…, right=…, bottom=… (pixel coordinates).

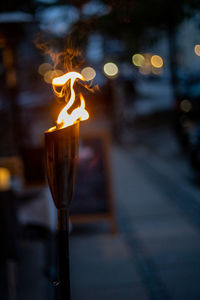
left=1, top=0, right=200, bottom=299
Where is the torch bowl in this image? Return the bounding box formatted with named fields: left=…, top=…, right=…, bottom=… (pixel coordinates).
left=45, top=123, right=79, bottom=209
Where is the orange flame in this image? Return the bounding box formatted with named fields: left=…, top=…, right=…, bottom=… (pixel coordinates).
left=48, top=71, right=89, bottom=132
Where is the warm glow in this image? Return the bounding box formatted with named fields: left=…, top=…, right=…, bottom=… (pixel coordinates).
left=103, top=62, right=118, bottom=78
left=38, top=63, right=52, bottom=75
left=0, top=168, right=11, bottom=191
left=152, top=67, right=163, bottom=75
left=132, top=54, right=145, bottom=67
left=194, top=44, right=200, bottom=56
left=48, top=71, right=89, bottom=131
left=139, top=66, right=151, bottom=75
left=44, top=69, right=64, bottom=84
left=81, top=67, right=96, bottom=81
left=180, top=99, right=192, bottom=112
left=151, top=55, right=163, bottom=68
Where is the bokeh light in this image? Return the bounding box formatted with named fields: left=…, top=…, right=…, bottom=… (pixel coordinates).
left=152, top=67, right=163, bottom=75
left=81, top=66, right=96, bottom=81
left=132, top=54, right=145, bottom=67
left=151, top=55, right=163, bottom=68
left=180, top=99, right=192, bottom=112
left=103, top=62, right=119, bottom=78
left=38, top=63, right=53, bottom=75
left=139, top=66, right=151, bottom=75
left=144, top=54, right=152, bottom=66
left=44, top=69, right=64, bottom=84
left=0, top=167, right=11, bottom=191
left=194, top=44, right=200, bottom=56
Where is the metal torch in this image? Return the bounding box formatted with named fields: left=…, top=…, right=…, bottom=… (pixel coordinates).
left=45, top=122, right=79, bottom=300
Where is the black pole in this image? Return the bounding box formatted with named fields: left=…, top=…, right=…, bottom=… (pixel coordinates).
left=55, top=209, right=71, bottom=300
left=45, top=124, right=79, bottom=300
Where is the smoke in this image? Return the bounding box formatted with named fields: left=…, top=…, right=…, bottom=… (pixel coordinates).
left=34, top=33, right=99, bottom=109
left=35, top=32, right=85, bottom=70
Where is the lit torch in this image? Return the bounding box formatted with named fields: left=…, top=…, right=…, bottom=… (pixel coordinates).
left=45, top=71, right=89, bottom=299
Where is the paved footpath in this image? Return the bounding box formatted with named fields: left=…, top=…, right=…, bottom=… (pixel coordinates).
left=70, top=126, right=200, bottom=300
left=15, top=125, right=200, bottom=300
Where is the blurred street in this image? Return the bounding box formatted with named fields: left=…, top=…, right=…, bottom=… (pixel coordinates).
left=7, top=123, right=200, bottom=300
left=69, top=124, right=200, bottom=300
left=7, top=122, right=200, bottom=300
left=1, top=1, right=200, bottom=300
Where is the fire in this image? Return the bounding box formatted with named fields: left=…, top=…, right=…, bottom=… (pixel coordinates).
left=48, top=71, right=89, bottom=132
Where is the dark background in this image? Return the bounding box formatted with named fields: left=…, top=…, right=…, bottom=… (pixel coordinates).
left=1, top=1, right=200, bottom=299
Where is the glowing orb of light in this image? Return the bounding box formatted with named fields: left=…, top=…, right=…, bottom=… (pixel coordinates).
left=44, top=69, right=64, bottom=84
left=103, top=62, right=119, bottom=78
left=132, top=54, right=145, bottom=67
left=180, top=99, right=192, bottom=113
left=151, top=55, right=163, bottom=68
left=81, top=66, right=96, bottom=81
left=194, top=44, right=200, bottom=56
left=0, top=167, right=11, bottom=191
left=38, top=63, right=52, bottom=75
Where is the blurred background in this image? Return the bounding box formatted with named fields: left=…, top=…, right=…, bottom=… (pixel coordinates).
left=1, top=0, right=200, bottom=299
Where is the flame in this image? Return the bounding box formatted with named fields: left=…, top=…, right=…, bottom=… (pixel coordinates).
left=48, top=71, right=89, bottom=132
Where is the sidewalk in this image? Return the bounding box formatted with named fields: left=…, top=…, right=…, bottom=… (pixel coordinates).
left=70, top=126, right=200, bottom=300
left=14, top=125, right=200, bottom=300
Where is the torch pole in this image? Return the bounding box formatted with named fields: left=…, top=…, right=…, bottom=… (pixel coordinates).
left=56, top=209, right=71, bottom=300
left=45, top=123, right=79, bottom=300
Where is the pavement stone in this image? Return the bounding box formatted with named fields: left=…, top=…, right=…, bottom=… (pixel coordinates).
left=70, top=234, right=133, bottom=262
left=18, top=241, right=49, bottom=300
left=111, top=131, right=200, bottom=300
left=71, top=284, right=149, bottom=300
left=71, top=259, right=142, bottom=288
left=70, top=235, right=142, bottom=290
left=113, top=147, right=180, bottom=219
left=133, top=216, right=199, bottom=240
left=158, top=264, right=200, bottom=300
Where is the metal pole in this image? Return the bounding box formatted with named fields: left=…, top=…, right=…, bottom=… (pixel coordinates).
left=56, top=209, right=71, bottom=300
left=45, top=124, right=79, bottom=300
